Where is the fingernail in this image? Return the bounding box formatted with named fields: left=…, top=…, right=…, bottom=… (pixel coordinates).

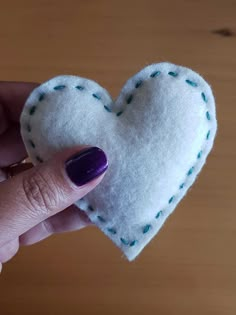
left=65, top=147, right=108, bottom=186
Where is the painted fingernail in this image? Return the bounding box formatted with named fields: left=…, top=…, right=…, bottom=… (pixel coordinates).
left=65, top=147, right=108, bottom=186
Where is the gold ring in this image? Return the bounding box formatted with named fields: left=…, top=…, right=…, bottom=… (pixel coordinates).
left=3, top=159, right=28, bottom=179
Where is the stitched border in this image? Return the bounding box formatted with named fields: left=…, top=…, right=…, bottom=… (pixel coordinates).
left=24, top=70, right=212, bottom=248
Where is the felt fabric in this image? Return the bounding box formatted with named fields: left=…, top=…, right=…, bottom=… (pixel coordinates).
left=20, top=62, right=217, bottom=261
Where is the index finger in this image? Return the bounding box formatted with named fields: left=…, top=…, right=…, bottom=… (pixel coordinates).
left=0, top=82, right=38, bottom=122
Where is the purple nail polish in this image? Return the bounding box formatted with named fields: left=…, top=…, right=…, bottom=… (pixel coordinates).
left=65, top=147, right=108, bottom=186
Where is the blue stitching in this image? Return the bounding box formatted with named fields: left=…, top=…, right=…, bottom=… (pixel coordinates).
left=75, top=85, right=84, bottom=90
left=143, top=224, right=151, bottom=234
left=92, top=93, right=101, bottom=100
left=26, top=124, right=31, bottom=132
left=29, top=106, right=36, bottom=115
left=169, top=196, right=175, bottom=204
left=187, top=167, right=194, bottom=176
left=135, top=80, right=143, bottom=88
left=88, top=205, right=94, bottom=211
left=116, top=111, right=123, bottom=117
left=168, top=71, right=178, bottom=77
left=197, top=151, right=202, bottom=159
left=155, top=211, right=163, bottom=219
left=206, top=130, right=211, bottom=140
left=201, top=92, right=208, bottom=103
left=29, top=140, right=36, bottom=148
left=186, top=79, right=198, bottom=87
left=107, top=228, right=117, bottom=235
left=97, top=215, right=106, bottom=223
left=206, top=111, right=211, bottom=120
left=120, top=238, right=129, bottom=245
left=104, top=105, right=112, bottom=112
left=39, top=93, right=45, bottom=101
left=150, top=70, right=161, bottom=78
left=130, top=240, right=138, bottom=246
left=127, top=94, right=133, bottom=104
left=25, top=69, right=213, bottom=247
left=54, top=85, right=66, bottom=90
left=36, top=156, right=43, bottom=163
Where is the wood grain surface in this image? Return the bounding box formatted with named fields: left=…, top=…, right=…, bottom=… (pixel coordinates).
left=0, top=1, right=236, bottom=314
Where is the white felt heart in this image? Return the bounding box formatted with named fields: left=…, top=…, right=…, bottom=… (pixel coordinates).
left=20, top=62, right=217, bottom=260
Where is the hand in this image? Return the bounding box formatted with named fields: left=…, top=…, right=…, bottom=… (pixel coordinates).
left=0, top=82, right=108, bottom=272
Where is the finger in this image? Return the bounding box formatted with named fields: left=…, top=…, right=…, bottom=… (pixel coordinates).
left=20, top=206, right=92, bottom=246
left=0, top=124, right=27, bottom=167
left=0, top=238, right=19, bottom=263
left=0, top=146, right=108, bottom=246
left=0, top=82, right=38, bottom=122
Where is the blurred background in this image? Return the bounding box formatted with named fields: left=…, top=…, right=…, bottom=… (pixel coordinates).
left=0, top=0, right=235, bottom=314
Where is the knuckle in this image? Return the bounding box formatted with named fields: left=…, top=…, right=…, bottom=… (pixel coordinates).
left=22, top=169, right=60, bottom=215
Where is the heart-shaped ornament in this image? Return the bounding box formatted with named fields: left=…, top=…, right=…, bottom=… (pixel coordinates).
left=20, top=62, right=217, bottom=260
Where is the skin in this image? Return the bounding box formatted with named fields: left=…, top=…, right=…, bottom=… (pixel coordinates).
left=0, top=82, right=106, bottom=273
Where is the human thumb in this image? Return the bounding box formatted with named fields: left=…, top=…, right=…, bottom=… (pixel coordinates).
left=0, top=146, right=108, bottom=246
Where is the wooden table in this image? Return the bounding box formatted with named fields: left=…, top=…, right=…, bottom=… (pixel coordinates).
left=0, top=1, right=236, bottom=314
